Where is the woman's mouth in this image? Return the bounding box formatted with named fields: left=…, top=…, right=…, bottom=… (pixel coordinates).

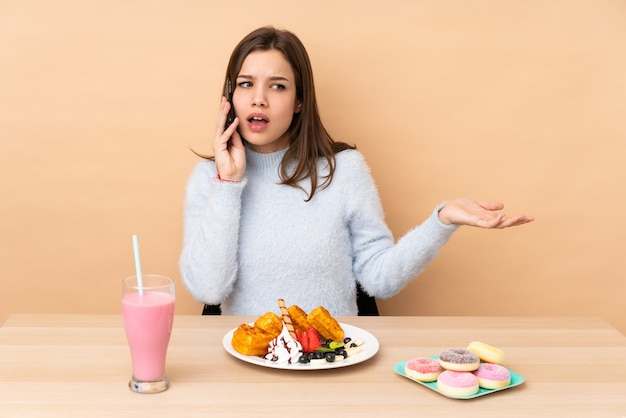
left=248, top=114, right=269, bottom=131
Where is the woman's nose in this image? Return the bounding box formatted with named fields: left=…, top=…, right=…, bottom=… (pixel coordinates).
left=251, top=88, right=267, bottom=107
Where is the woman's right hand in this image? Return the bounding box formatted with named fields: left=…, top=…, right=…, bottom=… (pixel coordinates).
left=213, top=96, right=246, bottom=182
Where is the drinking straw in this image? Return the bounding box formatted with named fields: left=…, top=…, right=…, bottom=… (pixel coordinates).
left=132, top=234, right=144, bottom=296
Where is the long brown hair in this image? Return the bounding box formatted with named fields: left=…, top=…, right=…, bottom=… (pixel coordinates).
left=221, top=26, right=355, bottom=201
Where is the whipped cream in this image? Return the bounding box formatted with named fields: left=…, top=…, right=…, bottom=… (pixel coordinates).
left=265, top=324, right=302, bottom=364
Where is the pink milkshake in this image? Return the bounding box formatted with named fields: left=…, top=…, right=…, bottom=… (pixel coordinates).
left=122, top=275, right=175, bottom=393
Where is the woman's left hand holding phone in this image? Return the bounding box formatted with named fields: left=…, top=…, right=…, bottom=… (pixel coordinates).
left=214, top=96, right=246, bottom=182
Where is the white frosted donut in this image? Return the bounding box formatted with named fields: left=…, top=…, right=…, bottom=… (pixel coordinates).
left=438, top=348, right=480, bottom=371
left=405, top=357, right=442, bottom=382
left=437, top=370, right=479, bottom=397
left=472, top=363, right=511, bottom=389
left=467, top=341, right=506, bottom=365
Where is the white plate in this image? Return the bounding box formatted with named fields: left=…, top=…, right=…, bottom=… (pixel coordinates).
left=222, top=322, right=379, bottom=370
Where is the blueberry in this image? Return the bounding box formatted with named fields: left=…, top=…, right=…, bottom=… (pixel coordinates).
left=325, top=353, right=336, bottom=362
left=343, top=337, right=352, bottom=344
left=298, top=355, right=309, bottom=364
left=337, top=349, right=348, bottom=358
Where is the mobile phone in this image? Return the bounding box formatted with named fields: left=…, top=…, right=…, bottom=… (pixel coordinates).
left=225, top=78, right=235, bottom=129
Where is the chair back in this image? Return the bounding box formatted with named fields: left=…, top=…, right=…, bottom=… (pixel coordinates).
left=202, top=283, right=378, bottom=316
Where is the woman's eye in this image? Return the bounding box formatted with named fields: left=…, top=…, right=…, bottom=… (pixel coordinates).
left=238, top=81, right=252, bottom=88
left=271, top=84, right=286, bottom=91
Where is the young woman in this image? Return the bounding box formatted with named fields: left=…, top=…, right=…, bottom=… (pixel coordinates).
left=179, top=26, right=533, bottom=316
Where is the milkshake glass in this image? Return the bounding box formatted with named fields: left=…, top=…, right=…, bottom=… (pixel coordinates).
left=122, top=274, right=175, bottom=393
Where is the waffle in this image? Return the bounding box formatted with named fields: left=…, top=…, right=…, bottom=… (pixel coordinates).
left=307, top=306, right=344, bottom=341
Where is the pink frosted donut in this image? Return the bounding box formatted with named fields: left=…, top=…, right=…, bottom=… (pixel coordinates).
left=438, top=348, right=480, bottom=371
left=405, top=357, right=443, bottom=382
left=472, top=363, right=511, bottom=389
left=437, top=370, right=479, bottom=397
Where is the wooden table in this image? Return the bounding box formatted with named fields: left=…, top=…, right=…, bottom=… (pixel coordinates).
left=1, top=314, right=625, bottom=417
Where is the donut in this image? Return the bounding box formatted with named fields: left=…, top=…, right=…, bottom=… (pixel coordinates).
left=405, top=357, right=443, bottom=382
left=472, top=363, right=511, bottom=389
left=438, top=348, right=480, bottom=371
left=436, top=370, right=479, bottom=397
left=467, top=341, right=506, bottom=364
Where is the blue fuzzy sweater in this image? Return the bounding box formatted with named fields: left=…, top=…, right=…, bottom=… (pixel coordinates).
left=179, top=148, right=458, bottom=316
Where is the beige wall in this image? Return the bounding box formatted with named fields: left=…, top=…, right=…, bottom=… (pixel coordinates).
left=1, top=1, right=625, bottom=333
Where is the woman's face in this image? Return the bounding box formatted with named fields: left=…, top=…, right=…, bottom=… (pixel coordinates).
left=233, top=49, right=301, bottom=153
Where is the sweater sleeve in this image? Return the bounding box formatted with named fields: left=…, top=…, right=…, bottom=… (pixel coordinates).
left=345, top=153, right=459, bottom=299
left=179, top=161, right=247, bottom=304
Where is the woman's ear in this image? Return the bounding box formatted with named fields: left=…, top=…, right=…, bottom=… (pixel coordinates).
left=294, top=100, right=302, bottom=113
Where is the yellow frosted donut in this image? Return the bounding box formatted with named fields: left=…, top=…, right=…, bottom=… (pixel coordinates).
left=466, top=341, right=506, bottom=365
